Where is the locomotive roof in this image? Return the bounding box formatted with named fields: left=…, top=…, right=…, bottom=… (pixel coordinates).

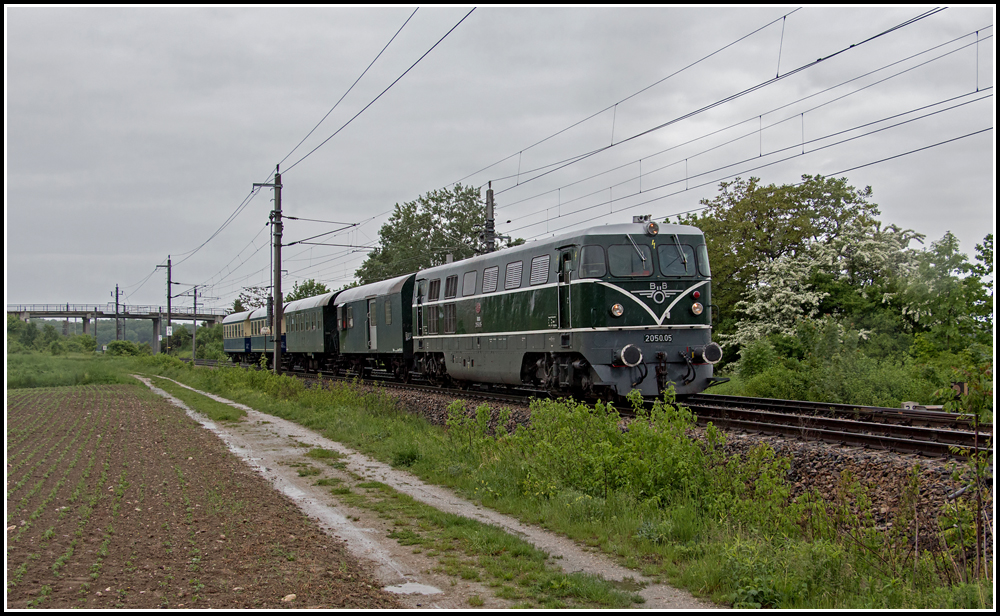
left=284, top=290, right=338, bottom=313
left=222, top=310, right=252, bottom=324
left=334, top=273, right=414, bottom=305
left=416, top=221, right=704, bottom=278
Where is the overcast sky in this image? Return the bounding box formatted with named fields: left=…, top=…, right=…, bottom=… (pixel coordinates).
left=5, top=6, right=995, bottom=312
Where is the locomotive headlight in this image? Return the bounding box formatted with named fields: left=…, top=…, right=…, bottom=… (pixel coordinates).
left=644, top=221, right=659, bottom=236
left=691, top=302, right=704, bottom=315
left=610, top=303, right=624, bottom=317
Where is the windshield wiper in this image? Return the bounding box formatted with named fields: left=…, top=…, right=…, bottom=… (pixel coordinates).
left=626, top=234, right=647, bottom=265
left=673, top=233, right=688, bottom=268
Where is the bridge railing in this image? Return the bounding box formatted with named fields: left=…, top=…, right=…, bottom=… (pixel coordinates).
left=7, top=304, right=229, bottom=317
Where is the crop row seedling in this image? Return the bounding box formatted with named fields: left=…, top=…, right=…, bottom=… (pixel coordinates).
left=6, top=399, right=89, bottom=500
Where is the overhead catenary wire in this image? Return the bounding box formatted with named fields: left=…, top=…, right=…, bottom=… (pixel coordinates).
left=451, top=7, right=805, bottom=187
left=283, top=8, right=477, bottom=174
left=492, top=6, right=950, bottom=196
left=492, top=26, right=993, bottom=210
left=277, top=8, right=419, bottom=169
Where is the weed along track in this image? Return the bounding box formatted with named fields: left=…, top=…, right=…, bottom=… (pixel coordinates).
left=5, top=384, right=400, bottom=609
left=131, top=375, right=713, bottom=609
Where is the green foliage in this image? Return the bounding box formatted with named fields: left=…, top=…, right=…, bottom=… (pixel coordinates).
left=678, top=175, right=883, bottom=336
left=105, top=340, right=151, bottom=357
left=284, top=279, right=330, bottom=302
left=233, top=286, right=269, bottom=314
left=354, top=183, right=521, bottom=285
left=5, top=354, right=136, bottom=388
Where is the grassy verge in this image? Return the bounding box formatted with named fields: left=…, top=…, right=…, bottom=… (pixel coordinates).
left=28, top=354, right=992, bottom=609
left=147, top=377, right=246, bottom=422
left=334, top=478, right=642, bottom=608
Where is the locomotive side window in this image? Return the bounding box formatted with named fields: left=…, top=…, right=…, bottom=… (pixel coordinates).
left=658, top=244, right=696, bottom=276
left=579, top=245, right=607, bottom=278
left=427, top=279, right=441, bottom=334
left=483, top=266, right=499, bottom=293
left=608, top=244, right=653, bottom=277
left=505, top=261, right=523, bottom=290
left=444, top=275, right=458, bottom=299
left=529, top=255, right=550, bottom=285
left=697, top=244, right=712, bottom=277
left=462, top=271, right=477, bottom=296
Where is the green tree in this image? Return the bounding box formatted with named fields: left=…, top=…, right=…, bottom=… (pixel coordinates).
left=285, top=278, right=329, bottom=302
left=902, top=231, right=991, bottom=351
left=232, top=286, right=270, bottom=313
left=355, top=183, right=519, bottom=284
left=677, top=175, right=881, bottom=335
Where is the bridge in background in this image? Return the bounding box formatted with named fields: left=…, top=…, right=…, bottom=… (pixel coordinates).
left=7, top=304, right=227, bottom=354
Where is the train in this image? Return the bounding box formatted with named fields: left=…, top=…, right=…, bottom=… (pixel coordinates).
left=222, top=217, right=725, bottom=398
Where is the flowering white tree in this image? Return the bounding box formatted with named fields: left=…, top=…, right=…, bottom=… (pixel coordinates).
left=725, top=219, right=923, bottom=348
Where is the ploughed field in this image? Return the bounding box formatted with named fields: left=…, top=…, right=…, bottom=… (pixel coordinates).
left=6, top=385, right=400, bottom=609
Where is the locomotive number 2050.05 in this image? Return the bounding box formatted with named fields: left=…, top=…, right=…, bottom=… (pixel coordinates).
left=644, top=333, right=673, bottom=343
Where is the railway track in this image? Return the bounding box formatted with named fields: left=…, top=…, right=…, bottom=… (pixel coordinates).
left=187, top=359, right=992, bottom=458
left=684, top=394, right=991, bottom=458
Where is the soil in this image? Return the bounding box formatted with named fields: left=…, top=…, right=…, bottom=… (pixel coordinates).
left=6, top=384, right=400, bottom=610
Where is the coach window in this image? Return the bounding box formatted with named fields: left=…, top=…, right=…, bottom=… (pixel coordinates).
left=608, top=244, right=653, bottom=277
left=347, top=306, right=354, bottom=329
left=462, top=271, right=477, bottom=297
left=482, top=266, right=499, bottom=293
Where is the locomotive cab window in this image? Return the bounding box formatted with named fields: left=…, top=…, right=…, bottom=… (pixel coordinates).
left=579, top=245, right=607, bottom=278
left=658, top=244, right=696, bottom=276
left=697, top=244, right=712, bottom=277
left=608, top=244, right=653, bottom=277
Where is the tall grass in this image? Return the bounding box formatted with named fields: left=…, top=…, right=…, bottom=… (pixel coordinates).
left=5, top=354, right=137, bottom=389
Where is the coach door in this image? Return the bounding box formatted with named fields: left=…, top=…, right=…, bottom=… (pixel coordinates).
left=367, top=299, right=378, bottom=351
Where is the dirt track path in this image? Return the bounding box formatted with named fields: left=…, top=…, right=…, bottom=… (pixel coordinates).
left=137, top=375, right=717, bottom=610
